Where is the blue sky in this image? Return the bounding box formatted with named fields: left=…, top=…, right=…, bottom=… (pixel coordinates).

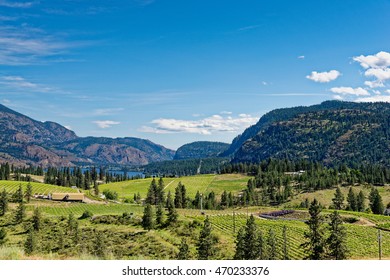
left=1, top=0, right=390, bottom=150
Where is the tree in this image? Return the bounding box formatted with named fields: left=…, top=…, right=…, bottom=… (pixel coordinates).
left=347, top=187, right=357, bottom=211
left=157, top=177, right=165, bottom=205
left=301, top=199, right=326, bottom=260
left=244, top=215, right=259, bottom=259
left=177, top=238, right=190, bottom=260
left=24, top=229, right=36, bottom=255
left=93, top=230, right=106, bottom=259
left=93, top=181, right=99, bottom=196
left=326, top=211, right=349, bottom=260
left=0, top=228, right=7, bottom=246
left=267, top=228, right=277, bottom=260
left=167, top=194, right=178, bottom=225
left=14, top=201, right=26, bottom=224
left=156, top=203, right=164, bottom=226
left=0, top=189, right=8, bottom=216
left=197, top=216, right=216, bottom=260
left=142, top=204, right=155, bottom=230
left=332, top=187, right=344, bottom=210
left=67, top=213, right=77, bottom=234
left=356, top=190, right=365, bottom=212
left=282, top=225, right=289, bottom=260
left=233, top=227, right=246, bottom=260
left=32, top=207, right=42, bottom=232
left=12, top=184, right=23, bottom=203
left=369, top=188, right=385, bottom=214
left=257, top=230, right=265, bottom=259
left=146, top=178, right=158, bottom=205
left=25, top=182, right=32, bottom=203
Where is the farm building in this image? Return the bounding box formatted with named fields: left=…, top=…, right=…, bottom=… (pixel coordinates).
left=50, top=193, right=85, bottom=202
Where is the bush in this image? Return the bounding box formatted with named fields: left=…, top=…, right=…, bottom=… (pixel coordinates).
left=79, top=210, right=93, bottom=220
left=103, top=189, right=118, bottom=201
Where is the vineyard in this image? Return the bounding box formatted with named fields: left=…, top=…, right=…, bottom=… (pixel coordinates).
left=208, top=213, right=390, bottom=259
left=0, top=180, right=78, bottom=195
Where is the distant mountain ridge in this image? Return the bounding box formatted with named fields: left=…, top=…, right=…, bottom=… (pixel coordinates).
left=232, top=101, right=390, bottom=166
left=0, top=104, right=175, bottom=167
left=174, top=141, right=230, bottom=160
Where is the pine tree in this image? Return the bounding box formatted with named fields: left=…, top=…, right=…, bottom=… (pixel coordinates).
left=326, top=211, right=349, bottom=260
left=157, top=177, right=165, bottom=205
left=177, top=238, right=190, bottom=260
left=67, top=213, right=77, bottom=234
left=13, top=185, right=23, bottom=203
left=244, top=215, right=259, bottom=259
left=167, top=193, right=178, bottom=225
left=156, top=203, right=164, bottom=226
left=301, top=198, right=326, bottom=260
left=267, top=228, right=277, bottom=260
left=32, top=207, right=42, bottom=231
left=93, top=230, right=106, bottom=259
left=332, top=187, right=344, bottom=210
left=174, top=182, right=183, bottom=208
left=25, top=182, right=32, bottom=203
left=197, top=216, right=216, bottom=260
left=14, top=201, right=26, bottom=224
left=94, top=181, right=99, bottom=196
left=0, top=228, right=7, bottom=246
left=347, top=187, right=357, bottom=211
left=0, top=189, right=8, bottom=216
left=24, top=229, right=36, bottom=255
left=257, top=230, right=265, bottom=259
left=146, top=178, right=158, bottom=205
left=369, top=188, right=384, bottom=214
left=282, top=225, right=289, bottom=260
left=142, top=204, right=155, bottom=230
left=356, top=190, right=365, bottom=212
left=233, top=227, right=246, bottom=260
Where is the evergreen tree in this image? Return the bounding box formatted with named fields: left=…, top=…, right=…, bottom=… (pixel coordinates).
left=156, top=203, right=164, bottom=226
left=326, top=211, right=349, bottom=260
left=267, top=228, right=277, bottom=260
left=369, top=188, right=385, bottom=214
left=167, top=194, right=178, bottom=225
left=197, top=216, right=216, bottom=260
left=24, top=229, right=36, bottom=255
left=0, top=228, right=7, bottom=246
left=93, top=181, right=99, bottom=196
left=93, top=230, right=106, bottom=259
left=282, top=225, right=289, bottom=260
left=301, top=199, right=326, bottom=260
left=177, top=238, right=190, bottom=260
left=146, top=178, right=158, bottom=205
left=32, top=207, right=42, bottom=232
left=233, top=227, right=246, bottom=260
left=174, top=182, right=183, bottom=208
left=244, top=215, right=259, bottom=259
left=67, top=213, right=77, bottom=234
left=14, top=201, right=26, bottom=224
left=157, top=177, right=165, bottom=205
left=25, top=182, right=32, bottom=203
left=257, top=230, right=265, bottom=259
left=13, top=184, right=23, bottom=203
left=220, top=191, right=228, bottom=209
left=0, top=189, right=8, bottom=216
left=142, top=204, right=155, bottom=230
left=332, top=187, right=344, bottom=210
left=347, top=187, right=357, bottom=211
left=356, top=190, right=365, bottom=212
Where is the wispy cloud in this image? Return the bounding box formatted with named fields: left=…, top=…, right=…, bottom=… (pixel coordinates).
left=297, top=55, right=305, bottom=59
left=93, top=108, right=124, bottom=116
left=355, top=95, right=390, bottom=102
left=306, top=70, right=341, bottom=83
left=140, top=113, right=258, bottom=135
left=0, top=1, right=36, bottom=8
left=0, top=76, right=57, bottom=93
left=93, top=120, right=121, bottom=129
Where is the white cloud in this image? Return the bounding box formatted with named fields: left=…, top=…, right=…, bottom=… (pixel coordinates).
left=298, top=55, right=305, bottom=59
left=332, top=95, right=344, bottom=101
left=364, top=80, right=384, bottom=88
left=306, top=70, right=341, bottom=83
left=93, top=120, right=120, bottom=129
left=386, top=89, right=390, bottom=94
left=0, top=76, right=55, bottom=92
left=0, top=1, right=35, bottom=8
left=330, top=87, right=370, bottom=96
left=353, top=51, right=390, bottom=69
left=140, top=114, right=258, bottom=135
left=355, top=95, right=390, bottom=103
left=364, top=68, right=390, bottom=81
left=262, top=81, right=268, bottom=86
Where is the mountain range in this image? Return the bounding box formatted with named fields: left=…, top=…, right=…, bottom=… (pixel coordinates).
left=2, top=100, right=390, bottom=168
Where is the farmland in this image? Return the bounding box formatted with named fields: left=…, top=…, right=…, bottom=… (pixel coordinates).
left=99, top=174, right=250, bottom=200
left=1, top=176, right=390, bottom=260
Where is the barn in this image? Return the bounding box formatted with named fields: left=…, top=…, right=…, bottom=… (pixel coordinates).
left=51, top=193, right=85, bottom=202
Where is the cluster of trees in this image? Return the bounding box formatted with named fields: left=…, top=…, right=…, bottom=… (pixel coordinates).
left=301, top=199, right=348, bottom=260
left=234, top=215, right=287, bottom=260
left=332, top=187, right=385, bottom=214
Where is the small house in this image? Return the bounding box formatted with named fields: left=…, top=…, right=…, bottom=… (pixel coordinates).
left=51, top=193, right=85, bottom=202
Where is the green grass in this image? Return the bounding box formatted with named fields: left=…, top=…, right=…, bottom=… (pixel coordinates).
left=100, top=174, right=251, bottom=200
left=0, top=180, right=78, bottom=195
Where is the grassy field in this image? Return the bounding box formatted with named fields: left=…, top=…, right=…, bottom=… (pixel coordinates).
left=285, top=184, right=390, bottom=209
left=99, top=174, right=251, bottom=200
left=0, top=180, right=78, bottom=195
